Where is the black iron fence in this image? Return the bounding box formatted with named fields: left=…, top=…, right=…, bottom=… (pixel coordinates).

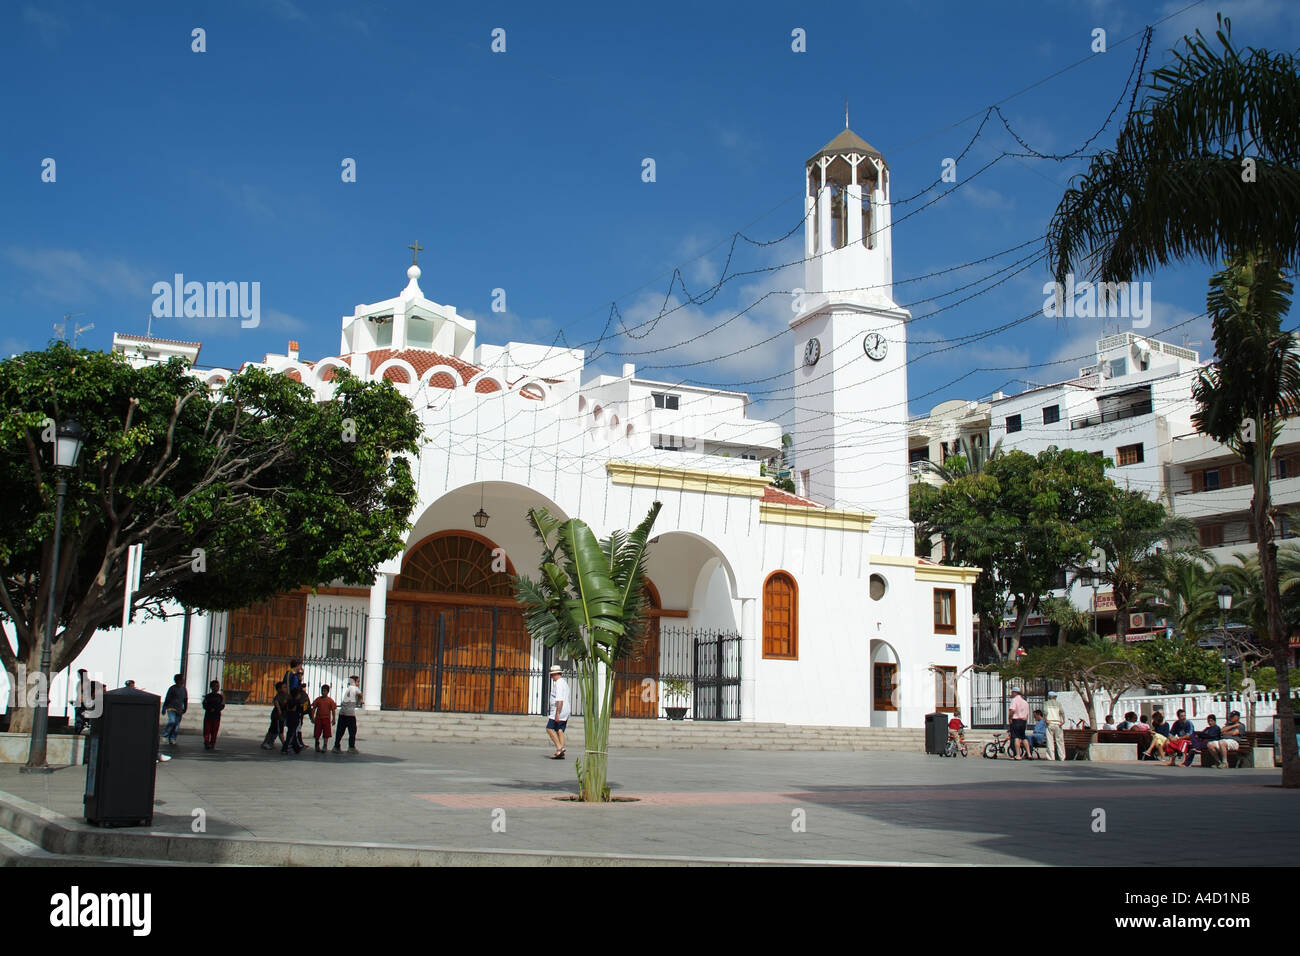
left=970, top=672, right=1066, bottom=728
left=207, top=604, right=368, bottom=705
left=541, top=625, right=743, bottom=720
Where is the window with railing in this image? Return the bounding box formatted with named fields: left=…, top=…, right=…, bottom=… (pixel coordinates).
left=1042, top=405, right=1060, bottom=425
left=1070, top=397, right=1153, bottom=430
left=1006, top=414, right=1022, bottom=434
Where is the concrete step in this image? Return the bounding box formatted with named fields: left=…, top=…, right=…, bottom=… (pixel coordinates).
left=188, top=706, right=1000, bottom=753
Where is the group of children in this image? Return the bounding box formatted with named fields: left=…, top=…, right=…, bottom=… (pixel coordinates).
left=260, top=660, right=362, bottom=754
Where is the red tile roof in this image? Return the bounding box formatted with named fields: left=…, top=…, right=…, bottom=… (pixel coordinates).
left=761, top=486, right=823, bottom=508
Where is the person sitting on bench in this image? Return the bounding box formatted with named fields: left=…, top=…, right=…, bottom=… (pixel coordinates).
left=1207, top=710, right=1245, bottom=768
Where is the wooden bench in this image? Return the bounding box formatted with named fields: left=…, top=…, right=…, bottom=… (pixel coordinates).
left=1097, top=729, right=1152, bottom=760
left=1064, top=729, right=1095, bottom=760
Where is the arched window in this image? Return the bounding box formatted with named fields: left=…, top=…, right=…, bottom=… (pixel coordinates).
left=395, top=531, right=514, bottom=596
left=762, top=571, right=798, bottom=660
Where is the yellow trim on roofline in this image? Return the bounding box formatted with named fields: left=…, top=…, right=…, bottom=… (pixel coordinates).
left=869, top=554, right=981, bottom=584
left=605, top=461, right=771, bottom=497
left=758, top=501, right=875, bottom=531
left=869, top=554, right=918, bottom=568
left=915, top=563, right=982, bottom=585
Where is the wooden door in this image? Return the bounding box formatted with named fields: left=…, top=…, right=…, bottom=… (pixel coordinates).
left=227, top=594, right=306, bottom=703
left=440, top=606, right=493, bottom=712
left=382, top=602, right=440, bottom=711
left=492, top=608, right=531, bottom=714
left=614, top=618, right=660, bottom=717
left=873, top=663, right=898, bottom=711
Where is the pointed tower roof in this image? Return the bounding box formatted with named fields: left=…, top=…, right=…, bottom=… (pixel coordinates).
left=807, top=128, right=886, bottom=167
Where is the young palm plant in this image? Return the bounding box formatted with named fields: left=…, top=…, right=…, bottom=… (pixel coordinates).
left=1136, top=551, right=1220, bottom=642
left=513, top=502, right=661, bottom=802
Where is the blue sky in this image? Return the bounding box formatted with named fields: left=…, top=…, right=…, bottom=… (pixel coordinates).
left=2, top=0, right=1297, bottom=428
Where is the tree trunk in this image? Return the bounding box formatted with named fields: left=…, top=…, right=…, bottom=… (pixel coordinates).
left=1006, top=598, right=1036, bottom=660
left=1254, top=433, right=1298, bottom=786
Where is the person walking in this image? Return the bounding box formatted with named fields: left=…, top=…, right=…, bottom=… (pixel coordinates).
left=1043, top=691, right=1067, bottom=761
left=73, top=669, right=91, bottom=736
left=311, top=684, right=337, bottom=753
left=201, top=680, right=225, bottom=750
left=334, top=676, right=362, bottom=752
left=546, top=665, right=570, bottom=759
left=262, top=681, right=289, bottom=750
left=160, top=674, right=187, bottom=746
left=1007, top=687, right=1030, bottom=760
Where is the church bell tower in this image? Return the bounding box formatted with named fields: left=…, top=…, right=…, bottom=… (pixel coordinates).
left=790, top=126, right=911, bottom=542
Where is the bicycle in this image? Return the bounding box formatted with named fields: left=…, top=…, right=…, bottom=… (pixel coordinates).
left=944, top=731, right=968, bottom=757
left=982, top=732, right=1043, bottom=759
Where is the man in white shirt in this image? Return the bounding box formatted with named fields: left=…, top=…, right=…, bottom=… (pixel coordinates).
left=546, top=665, right=570, bottom=759
left=333, top=675, right=363, bottom=753
left=1043, top=691, right=1067, bottom=761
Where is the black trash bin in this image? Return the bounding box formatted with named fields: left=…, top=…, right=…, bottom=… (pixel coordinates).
left=925, top=712, right=949, bottom=755
left=84, top=687, right=160, bottom=827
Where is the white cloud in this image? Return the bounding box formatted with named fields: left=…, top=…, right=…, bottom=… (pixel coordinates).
left=3, top=246, right=150, bottom=301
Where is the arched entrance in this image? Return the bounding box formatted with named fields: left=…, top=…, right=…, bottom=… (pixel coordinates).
left=382, top=530, right=531, bottom=713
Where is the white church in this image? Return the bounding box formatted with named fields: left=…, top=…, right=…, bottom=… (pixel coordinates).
left=27, top=128, right=977, bottom=729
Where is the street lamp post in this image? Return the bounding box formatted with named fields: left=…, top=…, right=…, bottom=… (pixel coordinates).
left=1217, top=585, right=1234, bottom=711
left=22, top=418, right=83, bottom=773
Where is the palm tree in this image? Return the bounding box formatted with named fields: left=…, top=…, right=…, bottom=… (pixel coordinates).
left=1093, top=490, right=1201, bottom=641
left=920, top=435, right=1004, bottom=483
left=1045, top=16, right=1300, bottom=785
left=513, top=502, right=661, bottom=802
left=1137, top=551, right=1220, bottom=642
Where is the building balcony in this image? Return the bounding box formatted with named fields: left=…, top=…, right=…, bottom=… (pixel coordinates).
left=1173, top=475, right=1300, bottom=515
left=1069, top=398, right=1153, bottom=430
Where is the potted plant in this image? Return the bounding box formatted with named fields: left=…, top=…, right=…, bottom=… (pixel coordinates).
left=661, top=677, right=692, bottom=720
left=221, top=662, right=254, bottom=704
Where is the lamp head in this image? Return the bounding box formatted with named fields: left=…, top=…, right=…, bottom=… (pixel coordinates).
left=54, top=418, right=83, bottom=469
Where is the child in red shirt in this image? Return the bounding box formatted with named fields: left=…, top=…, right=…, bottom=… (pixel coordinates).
left=311, top=685, right=338, bottom=753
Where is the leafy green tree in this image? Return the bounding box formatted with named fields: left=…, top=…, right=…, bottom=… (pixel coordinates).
left=514, top=502, right=661, bottom=802
left=1129, top=636, right=1223, bottom=692
left=913, top=447, right=1117, bottom=661
left=1093, top=490, right=1200, bottom=641
left=1045, top=14, right=1300, bottom=784
left=0, top=343, right=420, bottom=751
left=1001, top=642, right=1155, bottom=729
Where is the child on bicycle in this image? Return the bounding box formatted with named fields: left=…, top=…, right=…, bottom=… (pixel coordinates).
left=948, top=716, right=966, bottom=746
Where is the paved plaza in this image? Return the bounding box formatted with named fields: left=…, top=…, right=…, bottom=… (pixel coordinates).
left=0, top=732, right=1293, bottom=865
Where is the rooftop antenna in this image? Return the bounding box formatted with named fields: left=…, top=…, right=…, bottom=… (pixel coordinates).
left=55, top=312, right=85, bottom=342
left=72, top=321, right=94, bottom=347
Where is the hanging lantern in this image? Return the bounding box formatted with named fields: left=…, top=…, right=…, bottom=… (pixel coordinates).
left=473, top=483, right=489, bottom=528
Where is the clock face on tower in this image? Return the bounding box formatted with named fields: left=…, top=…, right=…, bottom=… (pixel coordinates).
left=864, top=332, right=888, bottom=361
left=803, top=337, right=821, bottom=367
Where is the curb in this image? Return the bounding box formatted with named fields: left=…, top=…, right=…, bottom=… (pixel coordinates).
left=0, top=790, right=922, bottom=867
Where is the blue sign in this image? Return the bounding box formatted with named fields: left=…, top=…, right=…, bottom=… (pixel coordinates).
left=945, top=643, right=960, bottom=652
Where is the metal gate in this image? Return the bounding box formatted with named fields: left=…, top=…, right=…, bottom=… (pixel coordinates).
left=206, top=602, right=368, bottom=704
left=971, top=672, right=1064, bottom=728
left=382, top=603, right=533, bottom=714
left=536, top=626, right=743, bottom=720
